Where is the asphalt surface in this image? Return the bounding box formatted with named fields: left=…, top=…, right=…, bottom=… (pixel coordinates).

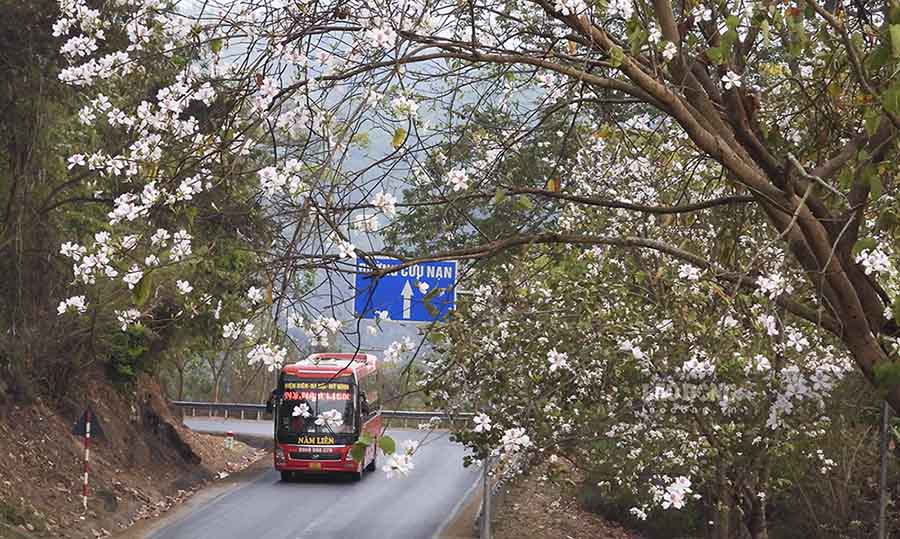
left=148, top=418, right=480, bottom=539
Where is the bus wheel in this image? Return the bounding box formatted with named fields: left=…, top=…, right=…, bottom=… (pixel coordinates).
left=280, top=471, right=293, bottom=482
left=365, top=452, right=376, bottom=472
left=350, top=464, right=364, bottom=482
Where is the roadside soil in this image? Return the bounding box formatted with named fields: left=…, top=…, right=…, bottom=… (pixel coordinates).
left=0, top=375, right=266, bottom=539
left=492, top=460, right=639, bottom=539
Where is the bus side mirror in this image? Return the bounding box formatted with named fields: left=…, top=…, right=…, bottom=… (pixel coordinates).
left=265, top=389, right=280, bottom=414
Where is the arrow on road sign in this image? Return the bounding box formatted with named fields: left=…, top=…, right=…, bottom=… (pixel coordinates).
left=401, top=280, right=413, bottom=319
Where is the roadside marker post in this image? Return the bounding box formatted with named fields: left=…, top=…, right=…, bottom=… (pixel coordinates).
left=72, top=407, right=104, bottom=513
left=83, top=412, right=90, bottom=512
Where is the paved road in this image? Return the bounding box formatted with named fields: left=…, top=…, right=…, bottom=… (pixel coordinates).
left=149, top=419, right=480, bottom=539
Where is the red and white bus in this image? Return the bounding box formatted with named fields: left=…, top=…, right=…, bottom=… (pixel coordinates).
left=269, top=353, right=382, bottom=481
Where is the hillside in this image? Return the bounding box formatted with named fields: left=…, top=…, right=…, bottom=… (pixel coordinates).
left=0, top=375, right=263, bottom=538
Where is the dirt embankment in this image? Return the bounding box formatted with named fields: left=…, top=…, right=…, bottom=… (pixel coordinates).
left=0, top=375, right=264, bottom=538
left=492, top=460, right=639, bottom=539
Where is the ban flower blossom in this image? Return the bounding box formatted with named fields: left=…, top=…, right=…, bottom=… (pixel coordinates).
left=547, top=348, right=569, bottom=373
left=473, top=413, right=493, bottom=433
left=722, top=71, right=742, bottom=90
left=292, top=403, right=311, bottom=418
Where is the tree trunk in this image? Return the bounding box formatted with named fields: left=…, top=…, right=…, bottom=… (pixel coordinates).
left=746, top=495, right=768, bottom=539
left=212, top=371, right=221, bottom=403
left=177, top=365, right=185, bottom=401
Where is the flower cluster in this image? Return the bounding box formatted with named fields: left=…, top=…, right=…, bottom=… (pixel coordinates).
left=247, top=344, right=288, bottom=372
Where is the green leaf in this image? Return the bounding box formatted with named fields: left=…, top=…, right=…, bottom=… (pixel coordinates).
left=609, top=45, right=625, bottom=68
left=133, top=274, right=152, bottom=307
left=350, top=442, right=367, bottom=463
left=493, top=188, right=507, bottom=205
left=516, top=195, right=534, bottom=210
left=875, top=361, right=900, bottom=391
left=379, top=435, right=396, bottom=456
left=852, top=237, right=877, bottom=257
left=210, top=38, right=223, bottom=54
left=870, top=174, right=884, bottom=201
left=706, top=47, right=725, bottom=64
left=726, top=15, right=740, bottom=31
left=358, top=432, right=374, bottom=446
left=864, top=110, right=881, bottom=136
left=890, top=25, right=900, bottom=58
left=391, top=127, right=407, bottom=149
left=884, top=84, right=900, bottom=115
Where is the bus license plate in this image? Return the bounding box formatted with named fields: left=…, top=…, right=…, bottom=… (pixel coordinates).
left=309, top=462, right=321, bottom=471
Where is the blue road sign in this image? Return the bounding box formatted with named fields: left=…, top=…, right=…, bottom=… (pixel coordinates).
left=354, top=257, right=457, bottom=322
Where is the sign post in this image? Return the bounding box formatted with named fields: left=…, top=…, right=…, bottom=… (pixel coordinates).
left=354, top=258, right=457, bottom=322
left=72, top=407, right=104, bottom=513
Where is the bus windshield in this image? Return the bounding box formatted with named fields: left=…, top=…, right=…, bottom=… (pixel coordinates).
left=278, top=378, right=355, bottom=435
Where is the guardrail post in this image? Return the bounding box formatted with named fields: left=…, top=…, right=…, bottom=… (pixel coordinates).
left=224, top=409, right=229, bottom=419
left=240, top=410, right=245, bottom=420
left=191, top=407, right=196, bottom=417
left=257, top=410, right=261, bottom=421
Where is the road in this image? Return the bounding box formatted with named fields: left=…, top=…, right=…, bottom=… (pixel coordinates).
left=145, top=418, right=480, bottom=539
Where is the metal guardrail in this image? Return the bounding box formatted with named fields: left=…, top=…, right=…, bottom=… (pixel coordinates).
left=170, top=401, right=474, bottom=426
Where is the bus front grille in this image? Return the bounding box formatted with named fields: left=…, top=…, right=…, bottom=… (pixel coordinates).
left=289, top=452, right=342, bottom=461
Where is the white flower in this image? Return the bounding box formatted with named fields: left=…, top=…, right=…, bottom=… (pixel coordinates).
left=315, top=409, right=344, bottom=430
left=417, top=282, right=429, bottom=294
left=372, top=191, right=397, bottom=219
left=399, top=439, right=420, bottom=455
left=661, top=476, right=694, bottom=510
left=554, top=0, right=588, bottom=16
left=292, top=403, right=311, bottom=418
left=337, top=240, right=356, bottom=259
left=390, top=95, right=419, bottom=117
left=247, top=286, right=265, bottom=304
left=176, top=280, right=193, bottom=295
left=123, top=265, right=143, bottom=289
left=500, top=427, right=532, bottom=453
left=364, top=22, right=397, bottom=50
left=722, top=70, right=742, bottom=90
left=692, top=5, right=712, bottom=22
left=785, top=327, right=810, bottom=352
left=247, top=343, right=288, bottom=372
left=678, top=264, right=701, bottom=281
left=384, top=336, right=414, bottom=362
left=144, top=255, right=160, bottom=267
left=57, top=295, right=88, bottom=315
left=607, top=0, right=634, bottom=19
left=855, top=248, right=891, bottom=276
left=758, top=314, right=779, bottom=336
left=662, top=42, right=678, bottom=61
left=473, top=413, right=493, bottom=433
left=547, top=348, right=569, bottom=373
left=629, top=507, right=648, bottom=520
left=115, top=308, right=141, bottom=330
left=151, top=228, right=171, bottom=247
left=446, top=169, right=470, bottom=192
left=757, top=273, right=794, bottom=300
left=60, top=242, right=86, bottom=260
left=382, top=453, right=415, bottom=478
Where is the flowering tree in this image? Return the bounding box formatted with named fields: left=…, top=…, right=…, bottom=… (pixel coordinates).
left=48, top=0, right=900, bottom=512
left=420, top=247, right=865, bottom=536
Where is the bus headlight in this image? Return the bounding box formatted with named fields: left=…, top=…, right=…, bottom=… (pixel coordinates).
left=275, top=447, right=286, bottom=464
